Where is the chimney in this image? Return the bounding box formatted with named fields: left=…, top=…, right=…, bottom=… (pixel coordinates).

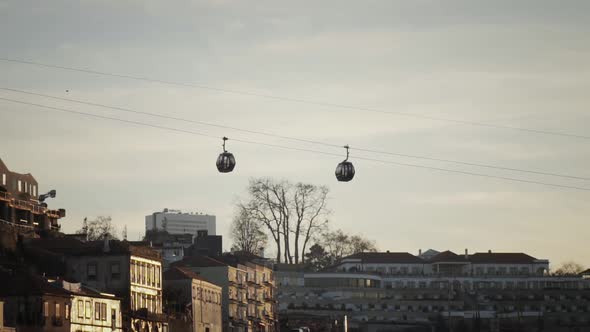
left=465, top=248, right=468, bottom=259
left=419, top=249, right=422, bottom=256
left=103, top=234, right=110, bottom=253
left=488, top=249, right=492, bottom=254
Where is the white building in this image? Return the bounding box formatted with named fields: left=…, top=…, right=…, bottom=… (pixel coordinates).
left=145, top=209, right=216, bottom=236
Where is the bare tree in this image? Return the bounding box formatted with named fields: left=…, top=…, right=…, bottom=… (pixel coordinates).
left=553, top=261, right=585, bottom=276
left=239, top=178, right=330, bottom=264
left=230, top=207, right=268, bottom=256
left=293, top=183, right=329, bottom=264
left=76, top=216, right=118, bottom=241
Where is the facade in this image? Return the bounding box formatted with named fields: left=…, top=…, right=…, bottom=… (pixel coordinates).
left=0, top=158, right=65, bottom=234
left=145, top=209, right=216, bottom=237
left=27, top=237, right=167, bottom=332
left=277, top=250, right=590, bottom=331
left=172, top=254, right=278, bottom=332
left=164, top=267, right=223, bottom=332
left=0, top=271, right=122, bottom=332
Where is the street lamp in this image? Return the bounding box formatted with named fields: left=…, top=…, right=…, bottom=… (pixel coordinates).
left=38, top=189, right=56, bottom=205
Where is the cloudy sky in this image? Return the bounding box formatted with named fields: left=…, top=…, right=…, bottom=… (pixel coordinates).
left=1, top=0, right=589, bottom=268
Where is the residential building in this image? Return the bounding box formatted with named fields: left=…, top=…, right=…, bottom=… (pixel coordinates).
left=172, top=254, right=279, bottom=332
left=0, top=158, right=65, bottom=234
left=145, top=209, right=216, bottom=237
left=215, top=253, right=278, bottom=332
left=164, top=267, right=223, bottom=332
left=26, top=237, right=167, bottom=332
left=277, top=250, right=590, bottom=331
left=171, top=255, right=249, bottom=332
left=0, top=271, right=122, bottom=332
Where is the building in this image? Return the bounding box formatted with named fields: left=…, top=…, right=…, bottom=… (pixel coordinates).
left=26, top=237, right=168, bottom=332
left=215, top=254, right=278, bottom=332
left=277, top=250, right=590, bottom=331
left=0, top=271, right=122, bottom=332
left=0, top=158, right=65, bottom=235
left=172, top=254, right=279, bottom=332
left=164, top=266, right=223, bottom=332
left=145, top=209, right=216, bottom=237
left=144, top=232, right=194, bottom=269
left=171, top=255, right=248, bottom=332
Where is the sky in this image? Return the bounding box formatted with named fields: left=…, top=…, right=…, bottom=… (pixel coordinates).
left=1, top=0, right=589, bottom=268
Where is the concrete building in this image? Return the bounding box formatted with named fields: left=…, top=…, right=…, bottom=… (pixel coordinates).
left=164, top=267, right=223, bottom=332
left=0, top=271, right=122, bottom=332
left=27, top=237, right=168, bottom=332
left=277, top=250, right=590, bottom=331
left=0, top=158, right=65, bottom=234
left=145, top=209, right=216, bottom=237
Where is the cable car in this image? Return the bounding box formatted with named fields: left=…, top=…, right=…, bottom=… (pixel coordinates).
left=335, top=145, right=355, bottom=182
left=216, top=137, right=236, bottom=173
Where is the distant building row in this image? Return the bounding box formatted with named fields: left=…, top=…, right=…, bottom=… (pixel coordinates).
left=277, top=250, right=590, bottom=331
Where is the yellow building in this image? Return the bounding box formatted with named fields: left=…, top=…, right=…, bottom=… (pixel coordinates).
left=164, top=267, right=222, bottom=332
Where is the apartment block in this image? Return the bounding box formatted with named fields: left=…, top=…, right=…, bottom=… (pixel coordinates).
left=0, top=158, right=65, bottom=234
left=164, top=267, right=223, bottom=332
left=26, top=237, right=167, bottom=332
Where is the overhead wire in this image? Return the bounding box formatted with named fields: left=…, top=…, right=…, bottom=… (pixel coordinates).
left=1, top=96, right=589, bottom=192
left=1, top=57, right=589, bottom=140
left=1, top=87, right=588, bottom=181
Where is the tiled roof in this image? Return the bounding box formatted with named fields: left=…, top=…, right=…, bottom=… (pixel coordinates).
left=27, top=237, right=161, bottom=261
left=468, top=252, right=538, bottom=264
left=429, top=250, right=468, bottom=263
left=343, top=252, right=424, bottom=264
left=171, top=255, right=228, bottom=268
left=164, top=266, right=205, bottom=281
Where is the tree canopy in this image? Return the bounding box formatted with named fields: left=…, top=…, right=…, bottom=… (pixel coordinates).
left=76, top=216, right=118, bottom=241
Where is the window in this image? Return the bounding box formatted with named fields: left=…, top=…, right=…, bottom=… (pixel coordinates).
left=24, top=181, right=27, bottom=193
left=111, top=309, right=117, bottom=328
left=85, top=301, right=91, bottom=319
left=32, top=185, right=36, bottom=197
left=156, top=266, right=161, bottom=287
left=1, top=173, right=5, bottom=186
left=111, top=262, right=121, bottom=280
left=17, top=180, right=22, bottom=192
left=141, top=264, right=146, bottom=284
left=65, top=304, right=70, bottom=320
left=87, top=263, right=97, bottom=280
left=101, top=303, right=107, bottom=321
left=130, top=261, right=135, bottom=282
left=78, top=300, right=84, bottom=318
left=44, top=301, right=49, bottom=317
left=55, top=303, right=61, bottom=318
left=95, top=302, right=101, bottom=320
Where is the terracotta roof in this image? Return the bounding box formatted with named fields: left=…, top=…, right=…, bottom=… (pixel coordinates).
left=171, top=255, right=228, bottom=268
left=0, top=271, right=70, bottom=297
left=468, top=252, right=538, bottom=264
left=343, top=252, right=424, bottom=264
left=27, top=238, right=161, bottom=261
left=429, top=250, right=468, bottom=263
left=164, top=266, right=207, bottom=281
